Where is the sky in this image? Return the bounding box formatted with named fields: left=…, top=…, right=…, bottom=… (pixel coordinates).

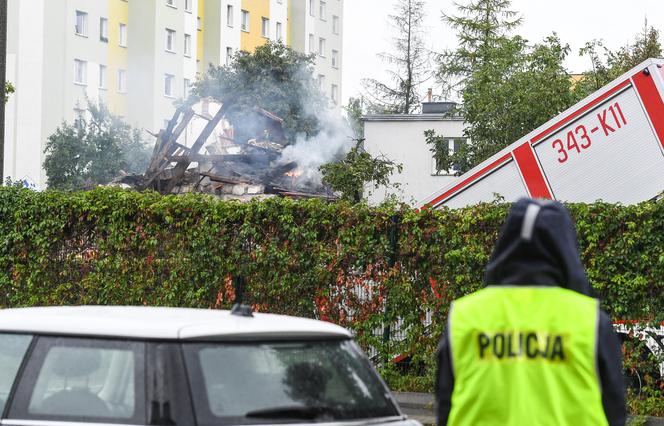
left=341, top=0, right=664, bottom=105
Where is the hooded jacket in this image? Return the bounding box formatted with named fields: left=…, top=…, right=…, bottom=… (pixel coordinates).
left=436, top=198, right=626, bottom=426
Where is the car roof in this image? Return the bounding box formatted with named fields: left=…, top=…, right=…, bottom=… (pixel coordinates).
left=0, top=306, right=352, bottom=340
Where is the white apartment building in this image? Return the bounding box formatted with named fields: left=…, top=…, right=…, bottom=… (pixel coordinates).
left=3, top=0, right=344, bottom=188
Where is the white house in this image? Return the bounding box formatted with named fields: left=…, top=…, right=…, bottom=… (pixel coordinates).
left=362, top=102, right=466, bottom=205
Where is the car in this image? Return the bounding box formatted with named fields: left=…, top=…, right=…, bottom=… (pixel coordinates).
left=0, top=305, right=421, bottom=426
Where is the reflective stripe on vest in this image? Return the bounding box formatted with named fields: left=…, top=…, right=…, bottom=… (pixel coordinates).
left=447, top=286, right=608, bottom=426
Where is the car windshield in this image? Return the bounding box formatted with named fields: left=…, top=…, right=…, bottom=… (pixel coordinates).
left=182, top=339, right=400, bottom=425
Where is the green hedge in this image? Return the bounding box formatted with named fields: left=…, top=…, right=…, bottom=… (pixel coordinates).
left=0, top=187, right=662, bottom=413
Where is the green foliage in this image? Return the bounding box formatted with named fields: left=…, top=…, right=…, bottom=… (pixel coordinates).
left=344, top=97, right=366, bottom=139
left=43, top=102, right=151, bottom=190
left=320, top=140, right=403, bottom=202
left=362, top=0, right=429, bottom=114
left=3, top=81, right=14, bottom=104
left=437, top=1, right=576, bottom=172
left=190, top=41, right=327, bottom=142
left=0, top=187, right=662, bottom=415
left=575, top=21, right=663, bottom=98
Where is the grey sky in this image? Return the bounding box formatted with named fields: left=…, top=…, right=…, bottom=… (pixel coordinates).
left=342, top=0, right=664, bottom=104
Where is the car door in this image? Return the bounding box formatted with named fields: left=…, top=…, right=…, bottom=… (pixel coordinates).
left=3, top=335, right=147, bottom=426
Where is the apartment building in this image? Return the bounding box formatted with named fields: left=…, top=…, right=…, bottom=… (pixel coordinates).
left=4, top=0, right=344, bottom=188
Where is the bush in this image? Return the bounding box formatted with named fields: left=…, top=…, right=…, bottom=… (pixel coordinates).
left=0, top=187, right=662, bottom=414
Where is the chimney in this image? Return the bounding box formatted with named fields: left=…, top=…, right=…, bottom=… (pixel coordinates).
left=427, top=88, right=433, bottom=102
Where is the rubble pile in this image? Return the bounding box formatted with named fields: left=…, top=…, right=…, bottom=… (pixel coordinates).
left=111, top=101, right=336, bottom=201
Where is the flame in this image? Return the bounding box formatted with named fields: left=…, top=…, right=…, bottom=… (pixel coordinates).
left=285, top=169, right=303, bottom=178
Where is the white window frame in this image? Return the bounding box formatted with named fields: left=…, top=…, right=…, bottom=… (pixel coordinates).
left=75, top=10, right=88, bottom=36
left=100, top=17, right=108, bottom=42
left=331, top=50, right=339, bottom=68
left=317, top=74, right=325, bottom=89
left=166, top=0, right=177, bottom=8
left=331, top=84, right=338, bottom=104
left=227, top=5, right=234, bottom=27
left=118, top=69, right=127, bottom=93
left=226, top=47, right=233, bottom=65
left=276, top=22, right=283, bottom=42
left=184, top=78, right=191, bottom=96
left=261, top=17, right=269, bottom=38
left=99, top=64, right=107, bottom=89
left=309, top=0, right=315, bottom=16
left=184, top=33, right=192, bottom=57
left=241, top=10, right=249, bottom=32
left=165, top=28, right=176, bottom=52
left=309, top=34, right=315, bottom=53
left=431, top=138, right=466, bottom=175
left=184, top=0, right=192, bottom=12
left=318, top=37, right=326, bottom=57
left=119, top=23, right=127, bottom=47
left=332, top=15, right=339, bottom=34
left=74, top=59, right=87, bottom=85
left=164, top=74, right=175, bottom=97
left=319, top=1, right=326, bottom=20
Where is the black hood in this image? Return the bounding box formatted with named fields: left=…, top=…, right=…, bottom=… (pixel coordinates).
left=484, top=198, right=592, bottom=296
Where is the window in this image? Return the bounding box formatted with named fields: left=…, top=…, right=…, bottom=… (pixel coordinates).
left=99, top=18, right=108, bottom=42
left=317, top=74, right=325, bottom=89
left=276, top=22, right=283, bottom=41
left=166, top=0, right=176, bottom=7
left=332, top=15, right=340, bottom=34
left=9, top=337, right=146, bottom=424
left=331, top=84, right=338, bottom=104
left=226, top=47, right=233, bottom=65
left=309, top=0, right=315, bottom=16
left=261, top=18, right=269, bottom=38
left=75, top=10, right=88, bottom=36
left=99, top=64, right=107, bottom=89
left=185, top=0, right=192, bottom=12
left=165, top=28, right=176, bottom=52
left=119, top=23, right=127, bottom=47
left=226, top=5, right=234, bottom=27
left=118, top=69, right=127, bottom=92
left=318, top=37, right=326, bottom=57
left=320, top=0, right=326, bottom=20
left=332, top=49, right=339, bottom=68
left=0, top=334, right=32, bottom=415
left=165, top=74, right=175, bottom=97
left=184, top=78, right=191, bottom=95
left=241, top=10, right=249, bottom=31
left=432, top=138, right=467, bottom=175
left=74, top=59, right=87, bottom=85
left=309, top=33, right=314, bottom=53
left=184, top=34, right=192, bottom=56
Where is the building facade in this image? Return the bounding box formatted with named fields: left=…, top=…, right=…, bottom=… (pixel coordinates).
left=362, top=103, right=465, bottom=206
left=4, top=0, right=343, bottom=188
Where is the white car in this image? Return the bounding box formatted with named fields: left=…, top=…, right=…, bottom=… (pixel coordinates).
left=0, top=306, right=420, bottom=426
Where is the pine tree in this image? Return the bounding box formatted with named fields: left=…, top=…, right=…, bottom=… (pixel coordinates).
left=362, top=0, right=429, bottom=114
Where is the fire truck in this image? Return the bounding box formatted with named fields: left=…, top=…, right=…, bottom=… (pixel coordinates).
left=418, top=58, right=664, bottom=386
left=420, top=58, right=664, bottom=209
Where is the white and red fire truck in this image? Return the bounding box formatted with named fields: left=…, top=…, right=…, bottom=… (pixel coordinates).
left=418, top=58, right=664, bottom=384
left=420, top=58, right=664, bottom=209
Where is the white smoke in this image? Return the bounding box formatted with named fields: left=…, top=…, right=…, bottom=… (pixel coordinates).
left=279, top=103, right=355, bottom=186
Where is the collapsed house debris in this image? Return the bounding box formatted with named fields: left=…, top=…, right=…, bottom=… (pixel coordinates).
left=110, top=100, right=336, bottom=201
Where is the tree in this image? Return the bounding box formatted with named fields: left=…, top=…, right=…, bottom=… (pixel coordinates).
left=344, top=97, right=366, bottom=139
left=190, top=41, right=328, bottom=143
left=575, top=20, right=662, bottom=98
left=3, top=82, right=13, bottom=104
left=362, top=0, right=429, bottom=114
left=43, top=102, right=150, bottom=190
left=432, top=1, right=575, bottom=173
left=320, top=140, right=402, bottom=203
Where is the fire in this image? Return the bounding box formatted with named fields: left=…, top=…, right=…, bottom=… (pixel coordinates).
left=284, top=169, right=303, bottom=178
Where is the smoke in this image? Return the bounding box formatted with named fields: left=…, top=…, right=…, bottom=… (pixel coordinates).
left=278, top=100, right=355, bottom=186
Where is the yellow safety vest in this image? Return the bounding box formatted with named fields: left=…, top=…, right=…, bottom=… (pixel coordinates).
left=447, top=286, right=608, bottom=426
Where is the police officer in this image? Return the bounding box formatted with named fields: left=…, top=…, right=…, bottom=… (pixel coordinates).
left=436, top=198, right=626, bottom=426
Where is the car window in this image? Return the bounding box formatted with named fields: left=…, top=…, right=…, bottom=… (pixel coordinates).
left=9, top=337, right=145, bottom=424
left=183, top=339, right=399, bottom=425
left=0, top=333, right=32, bottom=415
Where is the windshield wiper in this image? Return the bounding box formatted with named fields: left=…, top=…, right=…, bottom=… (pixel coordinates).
left=245, top=405, right=336, bottom=420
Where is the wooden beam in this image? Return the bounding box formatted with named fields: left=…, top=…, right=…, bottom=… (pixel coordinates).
left=167, top=153, right=252, bottom=163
